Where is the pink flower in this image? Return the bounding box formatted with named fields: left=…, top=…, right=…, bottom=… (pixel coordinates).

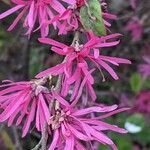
left=49, top=6, right=79, bottom=35
left=102, top=12, right=117, bottom=28
left=35, top=34, right=131, bottom=103
left=0, top=0, right=73, bottom=36
left=0, top=79, right=51, bottom=137
left=139, top=56, right=150, bottom=79
left=48, top=98, right=128, bottom=150
left=126, top=17, right=143, bottom=41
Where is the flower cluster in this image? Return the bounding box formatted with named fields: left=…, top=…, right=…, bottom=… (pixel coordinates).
left=48, top=102, right=128, bottom=150
left=0, top=0, right=117, bottom=37
left=0, top=0, right=131, bottom=149
left=36, top=34, right=131, bottom=103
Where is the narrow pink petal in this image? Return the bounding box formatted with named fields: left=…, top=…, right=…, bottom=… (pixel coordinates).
left=36, top=99, right=40, bottom=131
left=67, top=124, right=90, bottom=141
left=62, top=0, right=76, bottom=5
left=39, top=105, right=46, bottom=131
left=67, top=67, right=81, bottom=84
left=71, top=78, right=87, bottom=106
left=70, top=78, right=81, bottom=101
left=51, top=0, right=66, bottom=14
left=0, top=93, right=18, bottom=103
left=90, top=128, right=114, bottom=145
left=28, top=1, right=35, bottom=28
left=15, top=95, right=31, bottom=126
left=85, top=120, right=127, bottom=133
left=102, top=13, right=117, bottom=20
left=0, top=5, right=24, bottom=19
left=11, top=0, right=28, bottom=5
left=71, top=69, right=95, bottom=106
left=64, top=136, right=74, bottom=150
left=8, top=106, right=22, bottom=126
left=16, top=112, right=26, bottom=126
left=52, top=91, right=70, bottom=107
left=60, top=9, right=71, bottom=20
left=81, top=67, right=94, bottom=84
left=101, top=33, right=122, bottom=41
left=35, top=63, right=65, bottom=78
left=95, top=41, right=120, bottom=48
left=22, top=100, right=36, bottom=137
left=100, top=56, right=131, bottom=64
left=87, top=82, right=97, bottom=101
left=0, top=85, right=29, bottom=96
left=58, top=21, right=68, bottom=35
left=72, top=105, right=118, bottom=116
left=39, top=93, right=50, bottom=123
left=38, top=38, right=67, bottom=48
left=8, top=7, right=28, bottom=31
left=84, top=38, right=100, bottom=49
left=94, top=48, right=99, bottom=59
left=0, top=92, right=28, bottom=121
left=61, top=77, right=70, bottom=97
left=97, top=59, right=119, bottom=80
left=96, top=108, right=130, bottom=119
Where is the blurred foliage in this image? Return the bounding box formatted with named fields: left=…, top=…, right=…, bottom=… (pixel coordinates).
left=130, top=73, right=143, bottom=93
left=143, top=77, right=150, bottom=89
left=29, top=47, right=45, bottom=78
left=0, top=130, right=14, bottom=150
left=126, top=113, right=145, bottom=129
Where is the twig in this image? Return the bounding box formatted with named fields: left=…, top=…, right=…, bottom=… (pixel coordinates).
left=13, top=126, right=23, bottom=150
left=40, top=74, right=63, bottom=150
left=31, top=139, right=42, bottom=150
left=71, top=31, right=80, bottom=47
left=31, top=75, right=63, bottom=150
left=40, top=124, right=48, bottom=150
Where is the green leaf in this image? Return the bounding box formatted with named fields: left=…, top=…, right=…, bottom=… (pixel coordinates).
left=130, top=73, right=142, bottom=93
left=80, top=0, right=106, bottom=36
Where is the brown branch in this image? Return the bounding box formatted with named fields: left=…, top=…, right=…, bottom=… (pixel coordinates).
left=31, top=139, right=42, bottom=150
left=13, top=126, right=23, bottom=150
left=40, top=74, right=63, bottom=150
